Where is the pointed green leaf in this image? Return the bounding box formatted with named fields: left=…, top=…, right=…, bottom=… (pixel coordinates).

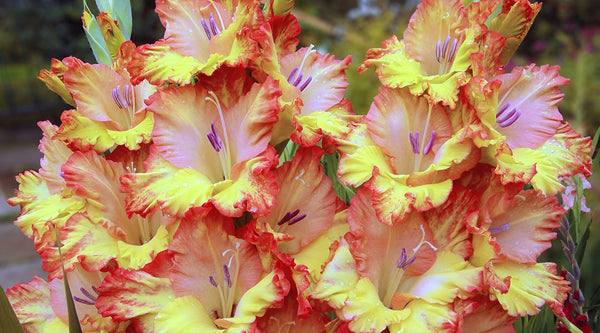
left=95, top=0, right=132, bottom=40
left=55, top=230, right=83, bottom=333
left=82, top=8, right=112, bottom=65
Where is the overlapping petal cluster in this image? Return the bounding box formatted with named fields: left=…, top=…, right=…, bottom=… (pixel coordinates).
left=5, top=0, right=593, bottom=332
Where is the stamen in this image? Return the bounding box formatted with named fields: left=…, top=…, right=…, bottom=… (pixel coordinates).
left=80, top=287, right=97, bottom=302
left=287, top=67, right=299, bottom=84
left=277, top=209, right=300, bottom=225
left=112, top=85, right=125, bottom=109
left=409, top=131, right=420, bottom=154
left=288, top=213, right=307, bottom=225
left=292, top=72, right=304, bottom=87
left=489, top=223, right=510, bottom=235
left=298, top=76, right=313, bottom=91
left=496, top=103, right=522, bottom=128
left=201, top=18, right=213, bottom=40
left=223, top=265, right=232, bottom=288
left=447, top=38, right=458, bottom=63
left=209, top=13, right=220, bottom=36
left=496, top=102, right=511, bottom=118
left=73, top=296, right=95, bottom=305
left=441, top=36, right=451, bottom=61
left=209, top=275, right=218, bottom=287
left=435, top=40, right=442, bottom=62
left=207, top=122, right=224, bottom=152
left=423, top=130, right=436, bottom=155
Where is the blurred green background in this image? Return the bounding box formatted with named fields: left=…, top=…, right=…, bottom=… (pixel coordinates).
left=1, top=0, right=600, bottom=329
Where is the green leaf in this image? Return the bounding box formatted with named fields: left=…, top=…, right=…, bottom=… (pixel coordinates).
left=55, top=230, right=83, bottom=333
left=575, top=221, right=591, bottom=265
left=0, top=286, right=25, bottom=333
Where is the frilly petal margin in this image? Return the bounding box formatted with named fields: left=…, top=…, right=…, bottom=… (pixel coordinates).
left=6, top=276, right=56, bottom=332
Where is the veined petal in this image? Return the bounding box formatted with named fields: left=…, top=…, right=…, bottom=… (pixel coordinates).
left=6, top=276, right=56, bottom=332
left=168, top=208, right=265, bottom=322
left=489, top=261, right=569, bottom=317
left=423, top=185, right=477, bottom=259
left=492, top=64, right=567, bottom=149
left=38, top=121, right=73, bottom=193
left=487, top=190, right=563, bottom=263
left=454, top=295, right=516, bottom=333
left=259, top=146, right=337, bottom=255
left=96, top=268, right=175, bottom=331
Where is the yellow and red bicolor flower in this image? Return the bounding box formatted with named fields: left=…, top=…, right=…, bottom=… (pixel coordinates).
left=470, top=64, right=592, bottom=195
left=463, top=166, right=570, bottom=318
left=359, top=0, right=481, bottom=108
left=128, top=0, right=263, bottom=86
left=251, top=17, right=355, bottom=147
left=121, top=66, right=281, bottom=218
left=7, top=266, right=130, bottom=332
left=311, top=187, right=482, bottom=332
left=37, top=147, right=177, bottom=280
left=453, top=294, right=517, bottom=332
left=336, top=87, right=481, bottom=224
left=8, top=121, right=85, bottom=248
left=97, top=208, right=290, bottom=332
left=244, top=147, right=348, bottom=316
left=53, top=42, right=156, bottom=153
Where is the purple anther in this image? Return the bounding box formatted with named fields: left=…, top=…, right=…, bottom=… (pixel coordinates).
left=292, top=72, right=304, bottom=87
left=496, top=106, right=517, bottom=123
left=423, top=130, right=436, bottom=155
left=287, top=67, right=299, bottom=84
left=207, top=122, right=223, bottom=152
left=441, top=36, right=451, bottom=61
left=124, top=84, right=132, bottom=107
left=495, top=102, right=511, bottom=118
left=80, top=287, right=97, bottom=302
left=209, top=275, right=218, bottom=287
left=277, top=209, right=300, bottom=225
left=223, top=265, right=232, bottom=288
left=396, top=248, right=417, bottom=270
left=298, top=76, right=313, bottom=92
left=447, top=38, right=458, bottom=62
left=91, top=286, right=99, bottom=294
left=288, top=213, right=307, bottom=225
left=73, top=296, right=95, bottom=305
left=112, top=86, right=125, bottom=109
left=435, top=39, right=442, bottom=62
left=209, top=13, right=220, bottom=36
left=498, top=110, right=521, bottom=128
left=409, top=131, right=420, bottom=154
left=201, top=18, right=213, bottom=40
left=488, top=223, right=510, bottom=235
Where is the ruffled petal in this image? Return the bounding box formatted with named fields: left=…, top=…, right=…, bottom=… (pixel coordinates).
left=342, top=278, right=411, bottom=333
left=488, top=261, right=569, bottom=317
left=487, top=190, right=563, bottom=263
left=492, top=64, right=567, bottom=149
left=96, top=268, right=175, bottom=331
left=6, top=276, right=56, bottom=332
left=388, top=299, right=457, bottom=333
left=37, top=58, right=76, bottom=106
left=38, top=121, right=73, bottom=193
left=154, top=296, right=223, bottom=332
